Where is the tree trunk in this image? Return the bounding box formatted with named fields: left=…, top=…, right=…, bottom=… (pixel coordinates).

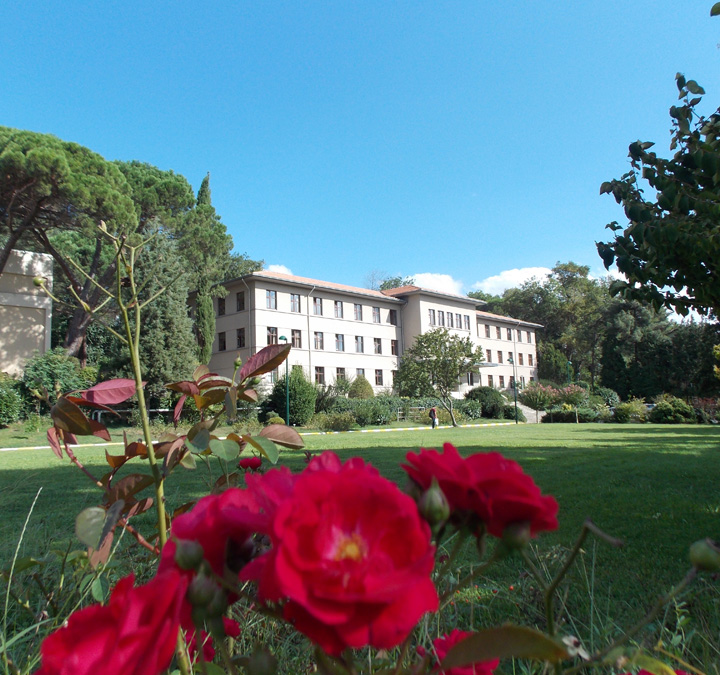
left=64, top=307, right=92, bottom=364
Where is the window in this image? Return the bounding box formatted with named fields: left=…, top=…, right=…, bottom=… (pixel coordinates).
left=313, top=297, right=323, bottom=315
left=372, top=306, right=380, bottom=323
left=464, top=315, right=470, bottom=331
left=517, top=330, right=522, bottom=343
left=389, top=309, right=398, bottom=325
left=374, top=338, right=382, bottom=354
left=391, top=339, right=398, bottom=356
left=218, top=297, right=225, bottom=316
left=270, top=368, right=278, bottom=384
left=456, top=313, right=462, bottom=328
left=218, top=332, right=226, bottom=351
left=314, top=332, right=324, bottom=350
left=429, top=309, right=436, bottom=325
left=266, top=290, right=277, bottom=309
left=290, top=293, right=301, bottom=312
left=356, top=368, right=365, bottom=377
left=334, top=300, right=343, bottom=318
left=291, top=329, right=302, bottom=348
left=466, top=372, right=475, bottom=386
left=438, top=311, right=445, bottom=327
left=507, top=328, right=512, bottom=340
left=488, top=374, right=494, bottom=387
left=521, top=376, right=526, bottom=386
left=530, top=376, right=535, bottom=382
left=527, top=331, right=532, bottom=343
left=518, top=353, right=524, bottom=366
left=496, top=327, right=501, bottom=339
left=336, top=367, right=346, bottom=381
left=335, top=334, right=345, bottom=351
left=497, top=351, right=503, bottom=363
left=236, top=291, right=245, bottom=312
left=315, top=367, right=325, bottom=385
left=499, top=375, right=505, bottom=388
left=236, top=328, right=245, bottom=348
left=486, top=349, right=492, bottom=362
left=355, top=335, right=364, bottom=353
left=509, top=375, right=515, bottom=389
left=267, top=327, right=278, bottom=345
left=354, top=303, right=363, bottom=321
left=448, top=313, right=454, bottom=328
left=485, top=324, right=491, bottom=338
left=508, top=352, right=513, bottom=362
left=375, top=369, right=383, bottom=386
left=392, top=370, right=398, bottom=384
left=528, top=354, right=534, bottom=367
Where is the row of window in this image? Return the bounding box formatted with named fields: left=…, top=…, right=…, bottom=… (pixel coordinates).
left=428, top=309, right=471, bottom=331
left=485, top=351, right=534, bottom=367
left=217, top=328, right=399, bottom=354
left=314, top=367, right=391, bottom=386
left=217, top=292, right=246, bottom=316
left=481, top=324, right=533, bottom=343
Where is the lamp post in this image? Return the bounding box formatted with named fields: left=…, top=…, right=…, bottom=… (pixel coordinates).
left=279, top=335, right=289, bottom=425
left=566, top=360, right=572, bottom=386
left=508, top=355, right=518, bottom=424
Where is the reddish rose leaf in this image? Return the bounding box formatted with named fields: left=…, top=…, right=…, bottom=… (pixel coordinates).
left=65, top=396, right=118, bottom=414
left=83, top=379, right=139, bottom=406
left=172, top=501, right=197, bottom=518
left=89, top=419, right=111, bottom=442
left=105, top=450, right=129, bottom=470
left=193, top=365, right=210, bottom=381
left=238, top=344, right=291, bottom=382
left=197, top=377, right=233, bottom=391
left=64, top=431, right=78, bottom=446
left=106, top=474, right=155, bottom=505
left=166, top=380, right=201, bottom=396
left=51, top=397, right=93, bottom=436
left=173, top=394, right=187, bottom=424
left=211, top=472, right=240, bottom=494
left=154, top=436, right=184, bottom=460
left=125, top=441, right=148, bottom=458
left=238, top=388, right=258, bottom=403
left=195, top=388, right=227, bottom=409
left=88, top=530, right=114, bottom=568
left=126, top=497, right=154, bottom=518
left=47, top=427, right=63, bottom=460
left=259, top=424, right=304, bottom=450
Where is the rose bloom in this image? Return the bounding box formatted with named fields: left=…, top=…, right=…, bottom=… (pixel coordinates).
left=403, top=444, right=558, bottom=538
left=238, top=456, right=262, bottom=471
left=35, top=571, right=186, bottom=675
left=251, top=451, right=438, bottom=655
left=421, top=629, right=499, bottom=675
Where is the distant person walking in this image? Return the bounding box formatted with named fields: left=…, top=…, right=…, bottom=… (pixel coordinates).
left=429, top=406, right=438, bottom=429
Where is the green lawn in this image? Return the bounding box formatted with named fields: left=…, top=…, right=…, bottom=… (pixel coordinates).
left=2, top=422, right=719, bottom=668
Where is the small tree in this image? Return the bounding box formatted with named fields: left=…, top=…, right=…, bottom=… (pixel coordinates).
left=395, top=328, right=484, bottom=426
left=518, top=383, right=555, bottom=423
left=264, top=366, right=317, bottom=426
left=348, top=375, right=374, bottom=399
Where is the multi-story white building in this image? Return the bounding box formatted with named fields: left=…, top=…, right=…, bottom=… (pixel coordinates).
left=206, top=270, right=540, bottom=397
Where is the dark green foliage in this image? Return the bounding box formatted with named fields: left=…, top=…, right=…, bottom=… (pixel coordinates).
left=348, top=375, right=374, bottom=399
left=594, top=386, right=620, bottom=407
left=649, top=396, right=695, bottom=424
left=502, top=404, right=527, bottom=422
left=264, top=368, right=317, bottom=426
left=314, top=411, right=357, bottom=431
left=541, top=406, right=600, bottom=423
left=455, top=399, right=483, bottom=420
left=266, top=415, right=285, bottom=426
left=196, top=173, right=211, bottom=206
left=378, top=275, right=415, bottom=291
left=195, top=293, right=214, bottom=365
left=0, top=378, right=22, bottom=426
left=464, top=386, right=506, bottom=419
left=20, top=348, right=95, bottom=409
left=612, top=399, right=648, bottom=424
left=598, top=74, right=720, bottom=316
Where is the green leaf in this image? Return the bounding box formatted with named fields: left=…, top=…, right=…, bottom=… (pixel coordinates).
left=686, top=80, right=705, bottom=96
left=91, top=576, right=110, bottom=602
left=712, top=2, right=720, bottom=16
left=244, top=435, right=280, bottom=464
left=180, top=451, right=197, bottom=469
left=193, top=663, right=225, bottom=675
left=630, top=654, right=677, bottom=675
left=186, top=428, right=210, bottom=453
left=209, top=438, right=241, bottom=461
left=75, top=507, right=105, bottom=549
left=440, top=625, right=569, bottom=670
left=7, top=556, right=50, bottom=574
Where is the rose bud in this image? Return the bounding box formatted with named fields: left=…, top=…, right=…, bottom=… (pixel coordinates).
left=690, top=538, right=720, bottom=571
left=174, top=539, right=205, bottom=571
left=33, top=276, right=45, bottom=287
left=418, top=478, right=450, bottom=530
left=187, top=575, right=219, bottom=608
left=233, top=355, right=243, bottom=369
left=502, top=522, right=532, bottom=550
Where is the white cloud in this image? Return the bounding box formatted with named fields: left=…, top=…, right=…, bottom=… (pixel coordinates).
left=471, top=267, right=552, bottom=296
left=265, top=264, right=293, bottom=275
left=412, top=273, right=464, bottom=295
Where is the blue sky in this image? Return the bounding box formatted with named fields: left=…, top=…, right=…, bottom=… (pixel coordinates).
left=2, top=2, right=718, bottom=295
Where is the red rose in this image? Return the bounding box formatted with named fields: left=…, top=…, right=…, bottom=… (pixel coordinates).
left=423, top=629, right=499, bottom=675
left=35, top=571, right=186, bottom=675
left=403, top=444, right=558, bottom=538
left=254, top=451, right=438, bottom=655
left=238, top=456, right=262, bottom=471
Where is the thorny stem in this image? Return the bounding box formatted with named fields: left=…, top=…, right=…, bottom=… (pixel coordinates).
left=217, top=640, right=240, bottom=675
left=66, top=449, right=104, bottom=489
left=117, top=519, right=159, bottom=555
left=439, top=544, right=504, bottom=608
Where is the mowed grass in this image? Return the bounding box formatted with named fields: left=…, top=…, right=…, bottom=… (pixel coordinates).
left=2, top=422, right=719, bottom=660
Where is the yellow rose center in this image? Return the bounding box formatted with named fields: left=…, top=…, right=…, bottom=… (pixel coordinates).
left=334, top=532, right=366, bottom=562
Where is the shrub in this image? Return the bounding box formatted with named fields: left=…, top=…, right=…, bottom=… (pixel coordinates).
left=613, top=398, right=647, bottom=423
left=316, top=411, right=357, bottom=432
left=353, top=400, right=380, bottom=426
left=20, top=348, right=97, bottom=410
left=262, top=368, right=317, bottom=426
left=266, top=415, right=286, bottom=426
left=649, top=396, right=695, bottom=424
left=594, top=386, right=621, bottom=407
left=541, top=406, right=599, bottom=423
left=348, top=375, right=374, bottom=399
left=0, top=379, right=22, bottom=426
left=502, top=404, right=527, bottom=422
left=464, top=386, right=506, bottom=418
left=455, top=399, right=483, bottom=420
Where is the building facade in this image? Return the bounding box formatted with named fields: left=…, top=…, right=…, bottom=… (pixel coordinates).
left=206, top=270, right=540, bottom=396
left=0, top=250, right=53, bottom=377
